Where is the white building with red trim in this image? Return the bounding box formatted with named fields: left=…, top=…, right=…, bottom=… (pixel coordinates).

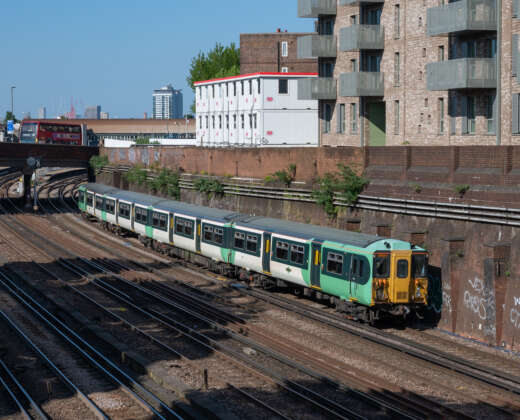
left=195, top=72, right=318, bottom=147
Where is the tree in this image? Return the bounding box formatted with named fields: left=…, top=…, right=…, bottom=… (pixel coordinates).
left=186, top=42, right=240, bottom=113
left=3, top=111, right=18, bottom=125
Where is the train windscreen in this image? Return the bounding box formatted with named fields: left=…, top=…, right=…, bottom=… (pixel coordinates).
left=20, top=123, right=38, bottom=143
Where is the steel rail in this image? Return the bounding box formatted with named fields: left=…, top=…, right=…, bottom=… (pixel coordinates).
left=0, top=269, right=183, bottom=420
left=0, top=359, right=38, bottom=420
left=0, top=310, right=105, bottom=420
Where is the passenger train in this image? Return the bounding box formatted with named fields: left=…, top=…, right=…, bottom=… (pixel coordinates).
left=78, top=183, right=429, bottom=321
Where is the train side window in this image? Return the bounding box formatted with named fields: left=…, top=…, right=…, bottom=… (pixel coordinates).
left=234, top=232, right=245, bottom=249
left=119, top=203, right=130, bottom=219
left=246, top=234, right=258, bottom=253
left=175, top=219, right=185, bottom=234
left=184, top=220, right=194, bottom=236
left=327, top=252, right=343, bottom=275
left=214, top=227, right=224, bottom=244
left=152, top=212, right=160, bottom=228
left=105, top=199, right=115, bottom=214
left=87, top=194, right=93, bottom=207
left=158, top=214, right=167, bottom=231
left=397, top=259, right=408, bottom=278
left=204, top=225, right=213, bottom=241
left=135, top=207, right=147, bottom=224
left=290, top=244, right=305, bottom=265
left=95, top=196, right=103, bottom=209
left=275, top=241, right=289, bottom=260
left=78, top=190, right=85, bottom=203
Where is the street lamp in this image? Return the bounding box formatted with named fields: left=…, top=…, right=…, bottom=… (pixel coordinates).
left=10, top=86, right=16, bottom=115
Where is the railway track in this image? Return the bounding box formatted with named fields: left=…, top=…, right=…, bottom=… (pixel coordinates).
left=33, top=177, right=493, bottom=418
left=7, top=172, right=515, bottom=418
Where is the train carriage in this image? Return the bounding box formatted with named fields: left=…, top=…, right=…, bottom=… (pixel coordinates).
left=78, top=184, right=429, bottom=321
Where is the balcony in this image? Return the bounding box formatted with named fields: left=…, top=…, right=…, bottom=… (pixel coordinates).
left=339, top=25, right=384, bottom=51
left=427, top=0, right=497, bottom=37
left=298, top=78, right=337, bottom=100
left=340, top=72, right=384, bottom=97
left=426, top=58, right=496, bottom=91
left=340, top=0, right=384, bottom=4
left=515, top=0, right=520, bottom=18
left=298, top=35, right=337, bottom=59
left=298, top=0, right=336, bottom=18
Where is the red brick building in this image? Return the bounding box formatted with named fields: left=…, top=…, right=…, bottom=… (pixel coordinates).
left=240, top=31, right=318, bottom=74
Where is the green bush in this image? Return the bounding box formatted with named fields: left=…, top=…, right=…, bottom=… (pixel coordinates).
left=135, top=137, right=151, bottom=145
left=264, top=164, right=296, bottom=188
left=413, top=184, right=423, bottom=193
left=89, top=155, right=109, bottom=175
left=124, top=165, right=148, bottom=185
left=194, top=178, right=224, bottom=196
left=148, top=168, right=181, bottom=199
left=454, top=184, right=470, bottom=195
left=312, top=164, right=369, bottom=218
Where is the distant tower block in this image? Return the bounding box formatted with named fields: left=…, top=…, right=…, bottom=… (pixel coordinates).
left=153, top=85, right=183, bottom=119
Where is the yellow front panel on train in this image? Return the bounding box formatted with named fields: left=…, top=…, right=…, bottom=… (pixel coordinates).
left=390, top=251, right=412, bottom=303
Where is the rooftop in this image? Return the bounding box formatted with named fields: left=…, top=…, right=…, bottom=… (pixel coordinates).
left=194, top=72, right=318, bottom=86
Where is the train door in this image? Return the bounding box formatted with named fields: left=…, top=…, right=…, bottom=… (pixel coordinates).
left=169, top=213, right=174, bottom=244
left=131, top=204, right=135, bottom=230
left=262, top=233, right=272, bottom=273
left=310, top=242, right=322, bottom=288
left=350, top=254, right=368, bottom=299
left=196, top=218, right=202, bottom=252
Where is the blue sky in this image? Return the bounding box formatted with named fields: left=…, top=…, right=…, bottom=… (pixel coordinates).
left=0, top=0, right=313, bottom=119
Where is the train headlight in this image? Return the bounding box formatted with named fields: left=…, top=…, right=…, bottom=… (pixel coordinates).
left=415, top=286, right=422, bottom=298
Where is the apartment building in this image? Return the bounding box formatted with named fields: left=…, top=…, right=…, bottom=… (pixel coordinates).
left=240, top=31, right=318, bottom=74
left=297, top=0, right=520, bottom=146
left=195, top=72, right=318, bottom=147
left=153, top=85, right=183, bottom=119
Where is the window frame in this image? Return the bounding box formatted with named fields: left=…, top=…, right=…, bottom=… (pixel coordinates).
left=135, top=206, right=148, bottom=225
left=87, top=193, right=94, bottom=207
left=95, top=195, right=104, bottom=211
left=202, top=223, right=225, bottom=246
left=281, top=41, right=288, bottom=57
left=278, top=79, right=289, bottom=95
left=397, top=259, right=409, bottom=279
left=321, top=248, right=348, bottom=279
left=272, top=237, right=309, bottom=268
left=232, top=228, right=261, bottom=256
left=174, top=216, right=195, bottom=239
left=119, top=202, right=131, bottom=219
left=151, top=211, right=168, bottom=232
left=105, top=198, right=116, bottom=215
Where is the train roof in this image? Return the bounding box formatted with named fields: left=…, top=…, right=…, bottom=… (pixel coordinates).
left=235, top=216, right=383, bottom=248
left=85, top=183, right=385, bottom=248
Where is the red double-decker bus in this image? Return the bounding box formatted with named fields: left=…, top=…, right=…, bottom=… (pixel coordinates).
left=20, top=121, right=83, bottom=145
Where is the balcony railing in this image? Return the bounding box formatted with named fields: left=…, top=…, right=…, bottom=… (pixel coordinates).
left=339, top=25, right=384, bottom=51
left=298, top=0, right=336, bottom=18
left=426, top=58, right=496, bottom=91
left=340, top=0, right=384, bottom=5
left=427, top=0, right=497, bottom=37
left=515, top=0, right=520, bottom=18
left=298, top=78, right=337, bottom=100
left=298, top=35, right=337, bottom=59
left=339, top=72, right=384, bottom=97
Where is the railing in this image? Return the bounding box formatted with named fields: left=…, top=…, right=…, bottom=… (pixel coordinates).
left=340, top=72, right=384, bottom=97
left=100, top=165, right=520, bottom=227
left=340, top=0, right=385, bottom=6
left=298, top=78, right=337, bottom=100
left=340, top=25, right=384, bottom=51
left=427, top=0, right=497, bottom=37
left=297, top=35, right=337, bottom=59
left=426, top=58, right=496, bottom=91
left=298, top=0, right=336, bottom=18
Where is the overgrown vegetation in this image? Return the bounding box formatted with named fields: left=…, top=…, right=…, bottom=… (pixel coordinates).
left=194, top=178, right=224, bottom=196
left=264, top=164, right=297, bottom=188
left=135, top=137, right=152, bottom=145
left=312, top=164, right=370, bottom=217
left=148, top=168, right=181, bottom=199
left=413, top=184, right=423, bottom=193
left=89, top=155, right=109, bottom=175
left=454, top=184, right=470, bottom=196
left=124, top=165, right=148, bottom=185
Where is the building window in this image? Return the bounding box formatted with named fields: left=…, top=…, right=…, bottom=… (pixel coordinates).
left=241, top=80, right=244, bottom=95
left=281, top=41, right=288, bottom=57
left=205, top=116, right=208, bottom=129
left=258, top=79, right=261, bottom=94
left=281, top=67, right=288, bottom=73
left=219, top=115, right=222, bottom=129
left=225, top=84, right=228, bottom=97
left=198, top=116, right=202, bottom=129
left=394, top=52, right=400, bottom=87
left=254, top=113, right=257, bottom=129
left=438, top=45, right=445, bottom=61
left=350, top=103, right=358, bottom=134
left=212, top=85, right=215, bottom=98
left=486, top=95, right=495, bottom=134
left=279, top=79, right=288, bottom=94
left=394, top=5, right=400, bottom=39
left=212, top=116, right=215, bottom=129
left=241, top=114, right=245, bottom=129
left=338, top=104, right=345, bottom=134
left=233, top=82, right=236, bottom=96
left=422, top=48, right=426, bottom=58
left=439, top=98, right=445, bottom=134
left=467, top=96, right=476, bottom=134
left=249, top=113, right=253, bottom=129
left=418, top=16, right=422, bottom=27
left=424, top=98, right=428, bottom=108
left=248, top=80, right=252, bottom=95
left=350, top=59, right=357, bottom=72
left=419, top=71, right=423, bottom=81
left=350, top=15, right=357, bottom=25
left=394, top=100, right=400, bottom=134
left=233, top=114, right=237, bottom=129
left=323, top=103, right=332, bottom=133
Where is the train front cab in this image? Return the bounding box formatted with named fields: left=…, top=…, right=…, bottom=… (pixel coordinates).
left=372, top=249, right=428, bottom=316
